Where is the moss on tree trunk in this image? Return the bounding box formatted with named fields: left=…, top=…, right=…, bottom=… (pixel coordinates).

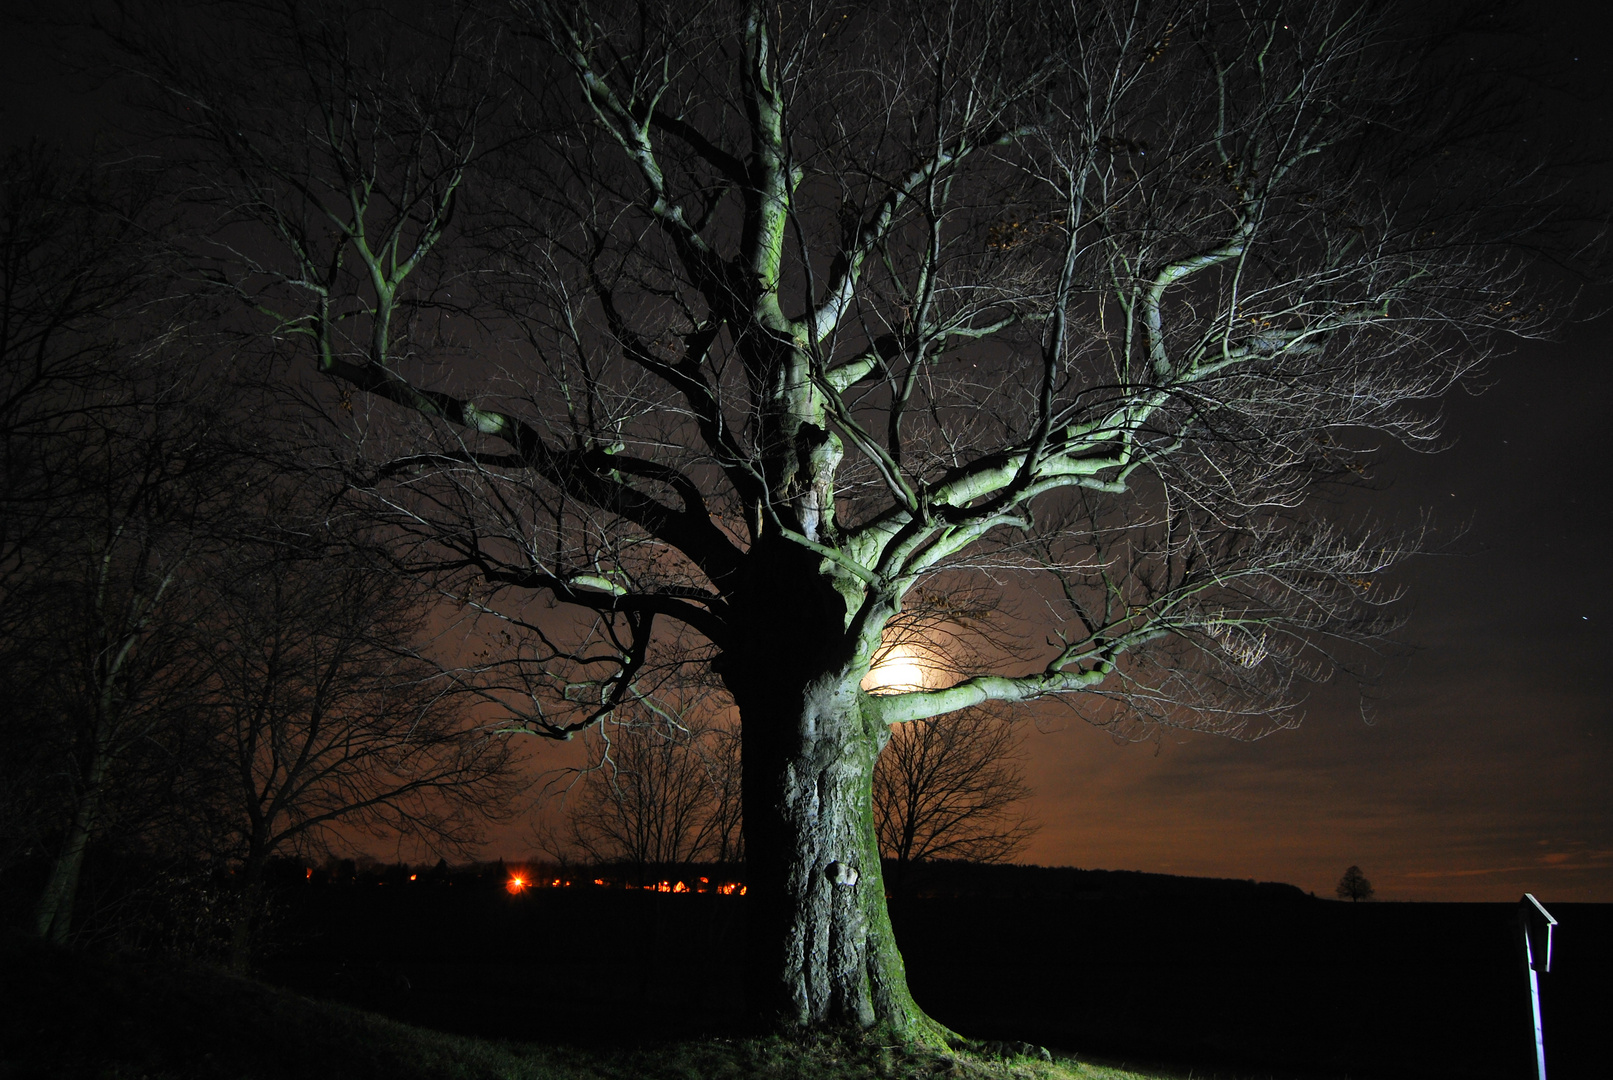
left=741, top=689, right=951, bottom=1043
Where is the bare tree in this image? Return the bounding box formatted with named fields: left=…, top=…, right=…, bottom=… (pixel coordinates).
left=19, top=373, right=235, bottom=944
left=0, top=146, right=149, bottom=601
left=1336, top=864, right=1373, bottom=902
left=874, top=705, right=1036, bottom=898
left=197, top=526, right=517, bottom=966
left=552, top=702, right=740, bottom=881
left=0, top=147, right=157, bottom=881
left=109, top=0, right=1574, bottom=1040
left=701, top=709, right=745, bottom=867
left=0, top=146, right=236, bottom=941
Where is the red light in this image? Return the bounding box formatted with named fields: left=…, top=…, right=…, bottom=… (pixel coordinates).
left=506, top=875, right=528, bottom=895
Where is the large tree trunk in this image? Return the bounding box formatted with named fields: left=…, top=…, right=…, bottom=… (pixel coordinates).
left=739, top=680, right=951, bottom=1042
left=725, top=541, right=952, bottom=1044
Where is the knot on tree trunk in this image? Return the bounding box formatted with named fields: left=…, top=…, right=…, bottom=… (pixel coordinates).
left=825, top=861, right=859, bottom=886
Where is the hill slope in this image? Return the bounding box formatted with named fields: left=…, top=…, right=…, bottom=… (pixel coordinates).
left=0, top=938, right=1176, bottom=1080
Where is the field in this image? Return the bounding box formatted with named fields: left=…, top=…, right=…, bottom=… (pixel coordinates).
left=3, top=866, right=1607, bottom=1079
left=3, top=937, right=1178, bottom=1080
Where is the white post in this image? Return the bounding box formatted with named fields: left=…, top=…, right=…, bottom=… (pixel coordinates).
left=1519, top=894, right=1556, bottom=1080
left=1524, top=932, right=1547, bottom=1080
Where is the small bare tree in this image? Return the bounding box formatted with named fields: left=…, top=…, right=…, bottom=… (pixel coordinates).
left=874, top=705, right=1036, bottom=897
left=552, top=700, right=741, bottom=880
left=1336, top=864, right=1374, bottom=902
left=197, top=525, right=516, bottom=966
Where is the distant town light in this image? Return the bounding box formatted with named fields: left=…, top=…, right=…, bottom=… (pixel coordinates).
left=506, top=875, right=528, bottom=895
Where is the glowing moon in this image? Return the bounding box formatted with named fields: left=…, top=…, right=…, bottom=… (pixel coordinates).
left=863, top=648, right=928, bottom=692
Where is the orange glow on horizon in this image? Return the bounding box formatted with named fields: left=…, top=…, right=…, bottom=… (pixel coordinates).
left=500, top=873, right=749, bottom=893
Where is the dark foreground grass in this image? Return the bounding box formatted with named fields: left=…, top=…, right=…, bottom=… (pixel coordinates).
left=0, top=939, right=1193, bottom=1080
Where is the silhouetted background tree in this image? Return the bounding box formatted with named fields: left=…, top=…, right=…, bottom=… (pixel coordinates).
left=0, top=146, right=516, bottom=951
left=874, top=705, right=1036, bottom=899
left=196, top=516, right=517, bottom=967
left=0, top=146, right=243, bottom=944
left=1336, top=865, right=1374, bottom=902
left=548, top=701, right=742, bottom=881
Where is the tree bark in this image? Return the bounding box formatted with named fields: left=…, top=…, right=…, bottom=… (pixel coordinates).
left=739, top=684, right=951, bottom=1042
left=724, top=541, right=952, bottom=1044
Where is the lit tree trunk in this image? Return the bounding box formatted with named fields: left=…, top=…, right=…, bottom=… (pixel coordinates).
left=724, top=543, right=950, bottom=1043
left=735, top=681, right=946, bottom=1039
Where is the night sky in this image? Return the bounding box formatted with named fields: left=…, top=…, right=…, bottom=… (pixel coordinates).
left=4, top=2, right=1608, bottom=903
left=1015, top=314, right=1613, bottom=901
left=1009, top=3, right=1613, bottom=901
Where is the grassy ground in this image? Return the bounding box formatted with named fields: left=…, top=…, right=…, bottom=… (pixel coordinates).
left=0, top=939, right=1202, bottom=1080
